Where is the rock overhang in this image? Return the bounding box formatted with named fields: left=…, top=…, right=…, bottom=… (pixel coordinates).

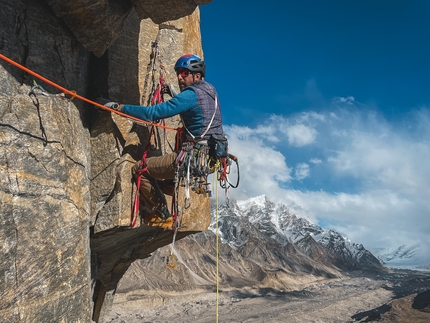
left=44, top=0, right=212, bottom=56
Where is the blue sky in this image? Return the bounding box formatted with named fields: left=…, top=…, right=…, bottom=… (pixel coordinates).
left=200, top=1, right=430, bottom=256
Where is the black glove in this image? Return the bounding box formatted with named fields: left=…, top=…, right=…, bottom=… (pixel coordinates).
left=161, top=83, right=178, bottom=98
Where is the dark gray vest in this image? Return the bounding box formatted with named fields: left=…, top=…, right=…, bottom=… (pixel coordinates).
left=192, top=80, right=223, bottom=139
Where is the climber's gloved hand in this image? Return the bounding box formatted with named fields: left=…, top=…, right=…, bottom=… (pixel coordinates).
left=161, top=84, right=171, bottom=96
left=161, top=83, right=177, bottom=98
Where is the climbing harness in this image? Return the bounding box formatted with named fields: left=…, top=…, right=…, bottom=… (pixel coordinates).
left=174, top=95, right=232, bottom=201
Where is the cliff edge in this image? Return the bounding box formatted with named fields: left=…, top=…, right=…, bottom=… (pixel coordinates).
left=0, top=0, right=212, bottom=322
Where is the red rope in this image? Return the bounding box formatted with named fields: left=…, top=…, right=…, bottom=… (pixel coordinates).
left=151, top=73, right=165, bottom=106
left=130, top=148, right=149, bottom=227
left=129, top=72, right=166, bottom=227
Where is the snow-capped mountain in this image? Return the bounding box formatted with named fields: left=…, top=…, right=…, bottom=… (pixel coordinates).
left=373, top=244, right=430, bottom=271
left=210, top=195, right=383, bottom=272
left=119, top=195, right=386, bottom=295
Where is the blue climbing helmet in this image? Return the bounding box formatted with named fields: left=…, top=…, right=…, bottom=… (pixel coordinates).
left=174, top=54, right=206, bottom=77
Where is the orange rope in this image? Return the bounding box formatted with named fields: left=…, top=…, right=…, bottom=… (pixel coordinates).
left=0, top=53, right=176, bottom=131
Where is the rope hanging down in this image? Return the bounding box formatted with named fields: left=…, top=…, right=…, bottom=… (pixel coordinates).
left=0, top=53, right=176, bottom=132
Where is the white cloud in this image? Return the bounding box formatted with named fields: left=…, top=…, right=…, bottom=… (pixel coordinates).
left=294, top=163, right=310, bottom=180
left=285, top=124, right=317, bottom=146
left=223, top=125, right=291, bottom=201
left=326, top=111, right=430, bottom=200
left=333, top=96, right=355, bottom=105
left=223, top=106, right=430, bottom=252
left=274, top=112, right=322, bottom=147
left=226, top=124, right=279, bottom=143
left=310, top=158, right=322, bottom=164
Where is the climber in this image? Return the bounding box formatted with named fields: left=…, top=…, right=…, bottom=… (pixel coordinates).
left=102, top=54, right=226, bottom=227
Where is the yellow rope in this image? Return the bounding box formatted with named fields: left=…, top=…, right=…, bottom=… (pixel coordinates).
left=214, top=164, right=220, bottom=323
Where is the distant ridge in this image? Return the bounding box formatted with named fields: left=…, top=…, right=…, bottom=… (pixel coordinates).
left=211, top=195, right=384, bottom=272
left=373, top=243, right=430, bottom=270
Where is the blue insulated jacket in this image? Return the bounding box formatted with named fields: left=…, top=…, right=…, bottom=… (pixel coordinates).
left=121, top=80, right=223, bottom=140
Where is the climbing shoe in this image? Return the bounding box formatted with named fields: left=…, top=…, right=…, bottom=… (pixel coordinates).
left=146, top=215, right=173, bottom=230
left=156, top=206, right=171, bottom=220
left=144, top=206, right=173, bottom=230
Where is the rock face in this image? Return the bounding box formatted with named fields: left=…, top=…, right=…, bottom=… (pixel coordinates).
left=0, top=0, right=212, bottom=322
left=45, top=0, right=212, bottom=56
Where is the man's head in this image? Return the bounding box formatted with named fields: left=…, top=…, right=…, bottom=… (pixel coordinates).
left=174, top=54, right=206, bottom=90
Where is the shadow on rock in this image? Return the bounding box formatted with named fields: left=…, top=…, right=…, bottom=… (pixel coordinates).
left=351, top=304, right=392, bottom=322
left=412, top=289, right=430, bottom=313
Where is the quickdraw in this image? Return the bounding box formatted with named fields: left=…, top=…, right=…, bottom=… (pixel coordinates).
left=142, top=41, right=163, bottom=106
left=175, top=141, right=212, bottom=203
left=218, top=153, right=240, bottom=206
left=165, top=253, right=176, bottom=268
left=174, top=141, right=240, bottom=205
left=150, top=66, right=165, bottom=106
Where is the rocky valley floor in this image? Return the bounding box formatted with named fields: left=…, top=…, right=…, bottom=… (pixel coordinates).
left=102, top=269, right=430, bottom=323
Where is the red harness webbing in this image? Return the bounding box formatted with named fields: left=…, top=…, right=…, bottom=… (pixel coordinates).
left=129, top=71, right=166, bottom=227
left=130, top=126, right=156, bottom=227
left=219, top=157, right=228, bottom=181
left=151, top=73, right=165, bottom=105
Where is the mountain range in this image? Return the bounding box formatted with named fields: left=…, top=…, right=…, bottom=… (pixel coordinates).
left=117, top=195, right=386, bottom=297
left=214, top=195, right=430, bottom=272
left=373, top=244, right=430, bottom=270
left=212, top=195, right=384, bottom=273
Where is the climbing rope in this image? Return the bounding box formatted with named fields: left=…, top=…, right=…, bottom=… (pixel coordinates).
left=0, top=53, right=176, bottom=132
